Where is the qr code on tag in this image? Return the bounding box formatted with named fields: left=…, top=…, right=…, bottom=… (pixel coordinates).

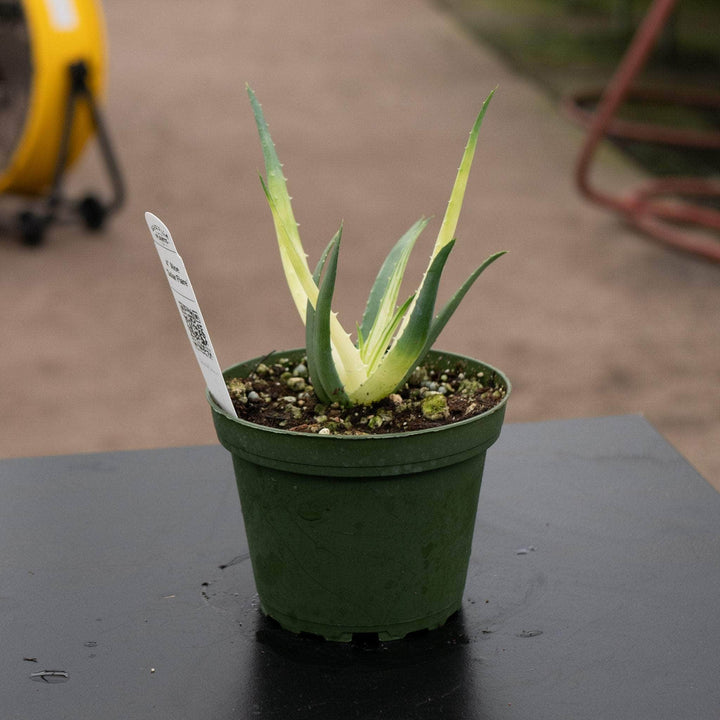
left=178, top=302, right=212, bottom=359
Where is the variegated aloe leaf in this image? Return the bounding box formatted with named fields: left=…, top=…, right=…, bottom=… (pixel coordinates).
left=395, top=249, right=507, bottom=390
left=432, top=88, right=496, bottom=259
left=363, top=293, right=416, bottom=377
left=306, top=228, right=349, bottom=405
left=247, top=85, right=366, bottom=392
left=390, top=89, right=496, bottom=352
left=359, top=217, right=428, bottom=370
left=347, top=240, right=456, bottom=405
left=425, top=250, right=506, bottom=353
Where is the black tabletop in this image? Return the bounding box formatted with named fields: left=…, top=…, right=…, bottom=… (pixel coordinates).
left=2, top=415, right=719, bottom=719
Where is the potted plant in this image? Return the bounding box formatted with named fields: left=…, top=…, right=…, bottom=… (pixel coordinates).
left=202, top=87, right=509, bottom=641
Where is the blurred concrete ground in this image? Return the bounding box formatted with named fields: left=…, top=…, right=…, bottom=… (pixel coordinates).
left=1, top=0, right=718, bottom=490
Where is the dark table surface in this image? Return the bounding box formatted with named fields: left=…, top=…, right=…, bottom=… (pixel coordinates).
left=2, top=415, right=719, bottom=720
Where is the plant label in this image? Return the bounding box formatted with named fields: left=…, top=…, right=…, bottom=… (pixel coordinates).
left=145, top=212, right=237, bottom=418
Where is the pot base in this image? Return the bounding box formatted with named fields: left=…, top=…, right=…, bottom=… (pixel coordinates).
left=259, top=602, right=461, bottom=642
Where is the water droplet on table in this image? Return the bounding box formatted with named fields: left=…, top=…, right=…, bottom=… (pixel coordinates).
left=30, top=670, right=69, bottom=683
left=516, top=629, right=543, bottom=638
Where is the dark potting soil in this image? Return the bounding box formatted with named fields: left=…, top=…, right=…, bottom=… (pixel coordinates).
left=225, top=354, right=506, bottom=435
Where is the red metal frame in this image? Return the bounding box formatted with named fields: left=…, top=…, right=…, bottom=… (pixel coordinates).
left=563, top=0, right=720, bottom=262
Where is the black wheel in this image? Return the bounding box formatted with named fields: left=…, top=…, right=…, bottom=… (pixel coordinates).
left=18, top=211, right=46, bottom=246
left=78, top=194, right=106, bottom=231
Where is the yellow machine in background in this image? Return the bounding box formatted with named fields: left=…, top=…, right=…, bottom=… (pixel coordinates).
left=0, top=0, right=123, bottom=244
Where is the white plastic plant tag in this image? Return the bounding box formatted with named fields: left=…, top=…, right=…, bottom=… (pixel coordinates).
left=145, top=212, right=237, bottom=418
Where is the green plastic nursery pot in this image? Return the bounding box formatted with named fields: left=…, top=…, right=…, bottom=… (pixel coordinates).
left=209, top=349, right=510, bottom=641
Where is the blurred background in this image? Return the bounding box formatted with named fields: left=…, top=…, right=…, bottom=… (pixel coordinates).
left=1, top=0, right=718, bottom=489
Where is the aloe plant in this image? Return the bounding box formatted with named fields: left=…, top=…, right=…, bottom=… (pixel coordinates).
left=248, top=85, right=505, bottom=406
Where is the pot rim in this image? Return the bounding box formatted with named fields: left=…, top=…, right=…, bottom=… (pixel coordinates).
left=207, top=347, right=510, bottom=440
